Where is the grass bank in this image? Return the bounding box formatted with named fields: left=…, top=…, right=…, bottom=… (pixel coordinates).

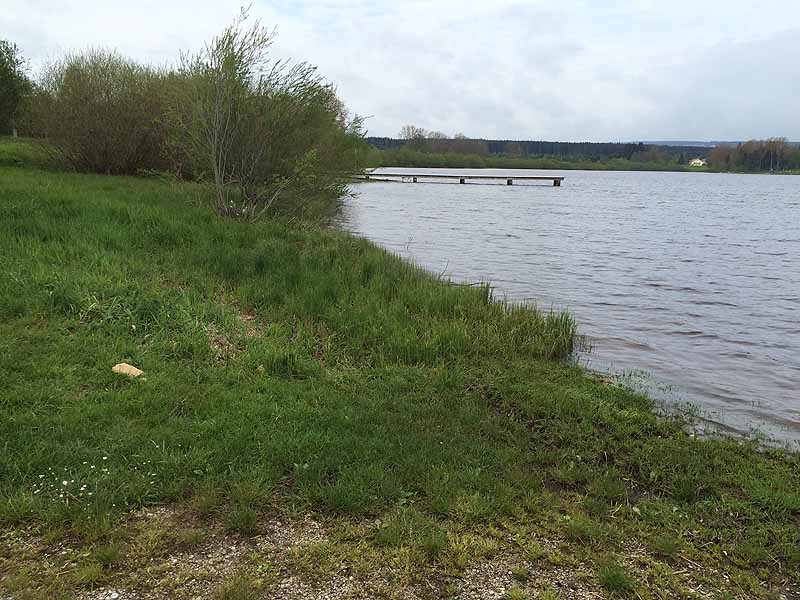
left=1, top=140, right=798, bottom=598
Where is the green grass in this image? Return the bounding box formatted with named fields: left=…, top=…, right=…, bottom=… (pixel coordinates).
left=1, top=140, right=799, bottom=597
left=0, top=136, right=58, bottom=169
left=225, top=507, right=258, bottom=535
left=374, top=506, right=447, bottom=559
left=504, top=587, right=531, bottom=600
left=538, top=586, right=561, bottom=600
left=510, top=565, right=529, bottom=582
left=647, top=534, right=681, bottom=559
left=213, top=572, right=263, bottom=600
left=597, top=560, right=635, bottom=595
left=0, top=165, right=579, bottom=526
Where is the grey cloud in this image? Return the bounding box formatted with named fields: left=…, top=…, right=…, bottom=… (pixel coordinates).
left=639, top=29, right=800, bottom=140
left=2, top=0, right=798, bottom=140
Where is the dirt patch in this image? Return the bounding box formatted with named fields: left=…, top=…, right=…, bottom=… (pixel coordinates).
left=1, top=507, right=787, bottom=599
left=238, top=312, right=262, bottom=337
left=206, top=323, right=238, bottom=358
left=255, top=514, right=328, bottom=552
left=204, top=308, right=264, bottom=359
left=453, top=555, right=601, bottom=600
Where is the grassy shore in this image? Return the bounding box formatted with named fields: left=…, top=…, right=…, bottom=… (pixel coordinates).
left=1, top=139, right=798, bottom=598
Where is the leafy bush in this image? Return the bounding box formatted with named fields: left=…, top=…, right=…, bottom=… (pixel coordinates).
left=34, top=50, right=172, bottom=174
left=170, top=11, right=364, bottom=219
left=0, top=39, right=32, bottom=135
left=24, top=12, right=367, bottom=218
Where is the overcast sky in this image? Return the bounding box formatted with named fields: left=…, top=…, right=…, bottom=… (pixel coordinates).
left=3, top=0, right=798, bottom=141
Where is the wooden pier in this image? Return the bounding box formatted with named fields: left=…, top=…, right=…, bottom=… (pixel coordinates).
left=353, top=172, right=564, bottom=186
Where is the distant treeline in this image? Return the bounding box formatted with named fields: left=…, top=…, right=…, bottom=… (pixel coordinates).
left=709, top=139, right=800, bottom=172
left=367, top=127, right=800, bottom=173
left=364, top=149, right=699, bottom=172
left=368, top=126, right=710, bottom=162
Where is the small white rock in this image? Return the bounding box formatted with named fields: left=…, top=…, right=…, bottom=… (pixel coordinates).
left=112, top=363, right=143, bottom=378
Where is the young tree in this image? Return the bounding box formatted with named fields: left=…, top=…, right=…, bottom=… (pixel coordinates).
left=770, top=137, right=787, bottom=171
left=399, top=124, right=427, bottom=140
left=0, top=40, right=32, bottom=136
left=171, top=10, right=355, bottom=219
left=398, top=124, right=429, bottom=151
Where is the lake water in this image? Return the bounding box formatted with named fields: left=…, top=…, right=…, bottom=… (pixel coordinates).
left=336, top=168, right=800, bottom=445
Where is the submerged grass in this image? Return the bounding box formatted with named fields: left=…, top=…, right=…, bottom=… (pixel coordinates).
left=0, top=138, right=799, bottom=597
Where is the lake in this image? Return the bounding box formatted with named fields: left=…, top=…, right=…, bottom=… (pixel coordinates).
left=336, top=167, right=800, bottom=445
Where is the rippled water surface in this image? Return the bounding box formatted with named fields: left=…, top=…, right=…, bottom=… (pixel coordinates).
left=336, top=168, right=800, bottom=443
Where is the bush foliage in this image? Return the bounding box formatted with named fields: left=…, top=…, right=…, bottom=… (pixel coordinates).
left=0, top=39, right=32, bottom=135
left=33, top=50, right=172, bottom=174
left=17, top=12, right=366, bottom=219
left=169, top=12, right=363, bottom=219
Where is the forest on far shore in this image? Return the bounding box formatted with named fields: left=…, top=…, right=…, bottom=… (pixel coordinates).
left=367, top=126, right=800, bottom=173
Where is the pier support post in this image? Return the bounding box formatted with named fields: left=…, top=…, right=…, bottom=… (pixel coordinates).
left=553, top=179, right=561, bottom=187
